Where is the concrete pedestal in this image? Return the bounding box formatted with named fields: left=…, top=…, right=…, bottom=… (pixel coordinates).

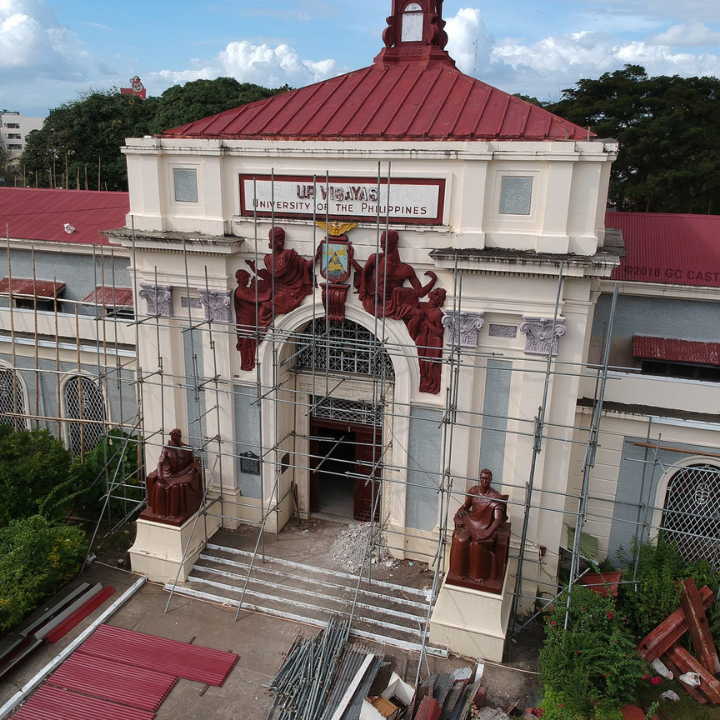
left=129, top=511, right=221, bottom=583
left=428, top=566, right=512, bottom=661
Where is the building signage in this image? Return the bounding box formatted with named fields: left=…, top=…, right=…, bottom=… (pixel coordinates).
left=619, top=264, right=720, bottom=285
left=239, top=175, right=445, bottom=225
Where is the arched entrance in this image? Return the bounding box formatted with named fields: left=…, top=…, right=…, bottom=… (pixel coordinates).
left=295, top=318, right=394, bottom=521
left=662, top=462, right=720, bottom=565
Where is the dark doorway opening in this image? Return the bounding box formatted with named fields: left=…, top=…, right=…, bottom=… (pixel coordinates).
left=309, top=417, right=381, bottom=522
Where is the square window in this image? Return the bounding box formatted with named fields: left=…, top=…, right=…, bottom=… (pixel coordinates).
left=499, top=176, right=533, bottom=215
left=173, top=168, right=198, bottom=203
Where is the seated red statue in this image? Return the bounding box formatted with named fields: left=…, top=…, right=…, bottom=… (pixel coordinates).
left=448, top=468, right=510, bottom=594
left=354, top=229, right=436, bottom=319
left=249, top=227, right=314, bottom=328
left=142, top=429, right=203, bottom=526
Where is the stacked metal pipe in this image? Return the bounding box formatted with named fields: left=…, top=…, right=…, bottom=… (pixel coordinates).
left=266, top=615, right=350, bottom=720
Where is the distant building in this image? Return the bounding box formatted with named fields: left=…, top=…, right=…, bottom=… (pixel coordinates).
left=0, top=111, right=44, bottom=158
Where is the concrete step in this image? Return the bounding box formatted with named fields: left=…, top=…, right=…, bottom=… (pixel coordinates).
left=165, top=542, right=446, bottom=655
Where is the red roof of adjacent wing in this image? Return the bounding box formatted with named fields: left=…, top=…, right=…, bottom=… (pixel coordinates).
left=82, top=286, right=134, bottom=307
left=634, top=336, right=720, bottom=367
left=606, top=212, right=720, bottom=288
left=160, top=61, right=591, bottom=142
left=0, top=277, right=65, bottom=297
left=0, top=188, right=129, bottom=246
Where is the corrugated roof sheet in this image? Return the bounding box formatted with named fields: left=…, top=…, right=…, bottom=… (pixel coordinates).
left=607, top=212, right=720, bottom=288
left=82, top=286, right=134, bottom=307
left=160, top=60, right=591, bottom=142
left=0, top=188, right=129, bottom=246
left=48, top=654, right=176, bottom=711
left=634, top=336, right=720, bottom=367
left=0, top=277, right=64, bottom=297
left=12, top=685, right=155, bottom=720
left=77, top=624, right=239, bottom=686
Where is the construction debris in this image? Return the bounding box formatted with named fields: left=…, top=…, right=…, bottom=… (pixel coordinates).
left=637, top=580, right=720, bottom=705
left=330, top=524, right=396, bottom=574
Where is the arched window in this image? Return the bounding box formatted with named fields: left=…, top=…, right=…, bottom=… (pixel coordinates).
left=401, top=2, right=423, bottom=42
left=64, top=376, right=106, bottom=456
left=295, top=318, right=395, bottom=379
left=0, top=367, right=26, bottom=431
left=662, top=463, right=720, bottom=565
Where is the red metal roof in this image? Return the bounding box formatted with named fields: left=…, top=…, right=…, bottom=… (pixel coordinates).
left=82, top=286, right=134, bottom=307
left=12, top=685, right=155, bottom=720
left=607, top=212, right=720, bottom=288
left=160, top=60, right=591, bottom=142
left=0, top=188, right=128, bottom=246
left=0, top=277, right=64, bottom=297
left=634, top=336, right=720, bottom=367
left=77, top=624, right=239, bottom=686
left=48, top=654, right=177, bottom=711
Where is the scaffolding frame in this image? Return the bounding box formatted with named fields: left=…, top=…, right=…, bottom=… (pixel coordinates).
left=2, top=167, right=720, bottom=677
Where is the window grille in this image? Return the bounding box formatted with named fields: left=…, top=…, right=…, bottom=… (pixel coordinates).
left=662, top=463, right=720, bottom=566
left=64, top=376, right=106, bottom=456
left=311, top=396, right=383, bottom=426
left=295, top=318, right=394, bottom=379
left=0, top=368, right=26, bottom=431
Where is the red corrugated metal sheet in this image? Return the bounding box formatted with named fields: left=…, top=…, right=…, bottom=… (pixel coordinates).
left=45, top=587, right=116, bottom=644
left=634, top=336, right=720, bottom=366
left=0, top=188, right=128, bottom=246
left=607, top=212, right=720, bottom=288
left=77, top=624, right=239, bottom=686
left=0, top=277, right=64, bottom=297
left=160, top=60, right=590, bottom=142
left=82, top=286, right=134, bottom=307
left=12, top=685, right=155, bottom=720
left=47, top=654, right=176, bottom=711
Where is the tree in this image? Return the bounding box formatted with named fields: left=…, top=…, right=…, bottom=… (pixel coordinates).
left=0, top=145, right=21, bottom=187
left=545, top=65, right=720, bottom=214
left=149, top=78, right=289, bottom=134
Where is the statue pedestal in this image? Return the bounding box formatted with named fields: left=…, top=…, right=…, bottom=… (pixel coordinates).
left=429, top=563, right=512, bottom=662
left=129, top=510, right=221, bottom=584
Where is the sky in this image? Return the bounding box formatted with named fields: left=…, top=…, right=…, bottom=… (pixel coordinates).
left=2, top=0, right=720, bottom=117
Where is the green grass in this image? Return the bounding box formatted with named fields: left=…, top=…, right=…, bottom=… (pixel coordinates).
left=635, top=679, right=720, bottom=719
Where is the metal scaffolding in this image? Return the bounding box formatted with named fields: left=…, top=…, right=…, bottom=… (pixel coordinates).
left=2, top=166, right=720, bottom=677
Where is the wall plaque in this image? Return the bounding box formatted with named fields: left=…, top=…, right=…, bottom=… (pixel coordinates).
left=240, top=451, right=260, bottom=475
left=489, top=324, right=517, bottom=338
left=239, top=174, right=445, bottom=225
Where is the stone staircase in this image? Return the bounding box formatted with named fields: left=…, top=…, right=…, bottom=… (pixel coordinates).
left=165, top=542, right=446, bottom=654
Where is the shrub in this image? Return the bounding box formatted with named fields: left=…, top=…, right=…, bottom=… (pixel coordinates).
left=616, top=536, right=686, bottom=639
left=0, top=515, right=87, bottom=631
left=540, top=585, right=646, bottom=720
left=0, top=425, right=74, bottom=526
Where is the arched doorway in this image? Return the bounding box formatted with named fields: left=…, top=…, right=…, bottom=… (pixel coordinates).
left=662, top=462, right=720, bottom=565
left=294, top=318, right=394, bottom=521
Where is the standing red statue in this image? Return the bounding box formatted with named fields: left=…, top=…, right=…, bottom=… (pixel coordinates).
left=448, top=469, right=511, bottom=594
left=354, top=230, right=436, bottom=319
left=402, top=287, right=446, bottom=394
left=234, top=269, right=271, bottom=372
left=248, top=227, right=314, bottom=327
left=142, top=429, right=203, bottom=526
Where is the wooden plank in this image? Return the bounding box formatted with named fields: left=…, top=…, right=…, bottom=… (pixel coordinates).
left=680, top=578, right=720, bottom=674
left=637, top=585, right=714, bottom=662
left=661, top=654, right=707, bottom=705
left=666, top=643, right=720, bottom=704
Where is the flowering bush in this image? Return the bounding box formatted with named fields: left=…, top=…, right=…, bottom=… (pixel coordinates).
left=539, top=585, right=647, bottom=720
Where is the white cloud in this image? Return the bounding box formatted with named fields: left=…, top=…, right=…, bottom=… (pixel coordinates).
left=648, top=22, right=720, bottom=47
left=145, top=40, right=337, bottom=93
left=441, top=7, right=720, bottom=100
left=0, top=0, right=90, bottom=80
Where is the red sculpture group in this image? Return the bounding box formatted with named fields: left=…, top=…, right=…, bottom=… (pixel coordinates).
left=234, top=226, right=446, bottom=394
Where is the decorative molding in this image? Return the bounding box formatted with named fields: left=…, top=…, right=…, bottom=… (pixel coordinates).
left=442, top=311, right=485, bottom=348
left=520, top=316, right=566, bottom=356
left=489, top=324, right=517, bottom=338
left=181, top=296, right=203, bottom=309
left=199, top=289, right=233, bottom=324
left=138, top=284, right=173, bottom=317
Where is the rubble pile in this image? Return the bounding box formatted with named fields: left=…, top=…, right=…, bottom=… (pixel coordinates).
left=329, top=523, right=396, bottom=573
